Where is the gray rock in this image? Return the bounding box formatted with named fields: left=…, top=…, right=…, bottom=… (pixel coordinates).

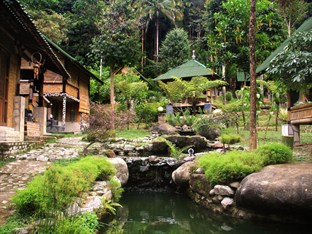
left=36, top=155, right=49, bottom=162
left=229, top=182, right=240, bottom=189
left=214, top=185, right=234, bottom=196
left=221, top=197, right=234, bottom=209
left=209, top=189, right=215, bottom=196
left=92, top=181, right=108, bottom=191
left=172, top=161, right=195, bottom=187
left=107, top=157, right=129, bottom=185
left=190, top=174, right=213, bottom=197
left=124, top=145, right=135, bottom=151
left=195, top=167, right=204, bottom=174
left=235, top=163, right=312, bottom=217
left=83, top=196, right=103, bottom=212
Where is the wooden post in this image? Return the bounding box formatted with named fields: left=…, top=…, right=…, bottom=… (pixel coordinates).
left=62, top=94, right=66, bottom=130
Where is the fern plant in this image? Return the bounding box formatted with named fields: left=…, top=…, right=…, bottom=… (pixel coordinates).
left=158, top=137, right=192, bottom=158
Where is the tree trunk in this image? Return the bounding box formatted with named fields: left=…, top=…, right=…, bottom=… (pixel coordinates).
left=155, top=10, right=159, bottom=62
left=249, top=0, right=257, bottom=150
left=110, top=66, right=115, bottom=130
left=222, top=64, right=226, bottom=105
left=287, top=19, right=291, bottom=37
left=141, top=26, right=145, bottom=71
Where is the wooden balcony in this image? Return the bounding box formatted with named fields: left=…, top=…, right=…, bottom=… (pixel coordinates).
left=289, top=103, right=312, bottom=125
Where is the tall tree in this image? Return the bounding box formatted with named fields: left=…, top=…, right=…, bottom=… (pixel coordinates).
left=204, top=0, right=286, bottom=90
left=134, top=0, right=183, bottom=62
left=159, top=28, right=191, bottom=71
left=277, top=0, right=310, bottom=36
left=91, top=0, right=140, bottom=129
left=20, top=0, right=68, bottom=44
left=65, top=0, right=104, bottom=65
left=249, top=0, right=257, bottom=150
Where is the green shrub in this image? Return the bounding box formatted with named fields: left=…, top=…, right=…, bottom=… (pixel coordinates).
left=197, top=151, right=262, bottom=185
left=135, top=102, right=159, bottom=126
left=53, top=213, right=98, bottom=234
left=109, top=178, right=124, bottom=201
left=0, top=214, right=24, bottom=234
left=256, top=142, right=293, bottom=165
left=13, top=156, right=116, bottom=216
left=225, top=91, right=233, bottom=101
left=192, top=115, right=222, bottom=140
left=220, top=134, right=241, bottom=144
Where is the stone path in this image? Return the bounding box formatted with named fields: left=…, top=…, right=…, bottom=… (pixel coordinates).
left=0, top=137, right=87, bottom=225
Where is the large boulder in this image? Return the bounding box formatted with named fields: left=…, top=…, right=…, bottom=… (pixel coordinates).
left=172, top=161, right=195, bottom=187
left=107, top=157, right=129, bottom=185
left=150, top=122, right=178, bottom=135
left=235, top=163, right=312, bottom=219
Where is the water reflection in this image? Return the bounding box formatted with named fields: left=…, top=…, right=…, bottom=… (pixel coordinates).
left=101, top=191, right=310, bottom=234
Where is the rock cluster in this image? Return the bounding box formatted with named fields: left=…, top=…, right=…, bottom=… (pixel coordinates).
left=67, top=181, right=115, bottom=215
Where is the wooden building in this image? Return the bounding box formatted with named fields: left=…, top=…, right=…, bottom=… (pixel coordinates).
left=0, top=0, right=99, bottom=142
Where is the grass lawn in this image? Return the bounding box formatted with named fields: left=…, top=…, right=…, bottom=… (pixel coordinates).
left=116, top=128, right=150, bottom=139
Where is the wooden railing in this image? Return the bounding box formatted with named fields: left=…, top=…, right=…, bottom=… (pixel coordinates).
left=289, top=103, right=312, bottom=124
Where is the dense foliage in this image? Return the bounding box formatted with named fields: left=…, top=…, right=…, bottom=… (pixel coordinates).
left=267, top=31, right=312, bottom=91
left=159, top=28, right=191, bottom=71
left=12, top=156, right=121, bottom=233
left=13, top=156, right=117, bottom=215
left=198, top=143, right=293, bottom=185
left=198, top=151, right=263, bottom=185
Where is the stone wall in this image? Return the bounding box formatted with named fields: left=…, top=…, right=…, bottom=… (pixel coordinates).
left=123, top=156, right=182, bottom=190
left=173, top=162, right=312, bottom=224
left=0, top=141, right=39, bottom=159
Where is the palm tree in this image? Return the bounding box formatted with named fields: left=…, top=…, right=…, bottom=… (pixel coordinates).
left=134, top=0, right=183, bottom=63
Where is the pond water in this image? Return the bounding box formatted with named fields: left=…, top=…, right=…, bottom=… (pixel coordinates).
left=101, top=191, right=310, bottom=234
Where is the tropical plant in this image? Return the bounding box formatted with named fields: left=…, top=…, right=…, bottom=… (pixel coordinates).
left=257, top=80, right=287, bottom=131
left=158, top=137, right=192, bottom=158
left=204, top=0, right=286, bottom=92
left=159, top=76, right=227, bottom=112
left=134, top=0, right=183, bottom=62
left=267, top=31, right=312, bottom=93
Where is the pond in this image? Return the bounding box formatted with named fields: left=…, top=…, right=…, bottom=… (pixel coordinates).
left=101, top=191, right=310, bottom=234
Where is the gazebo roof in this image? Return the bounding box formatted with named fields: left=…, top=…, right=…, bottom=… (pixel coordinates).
left=257, top=17, right=312, bottom=74
left=154, top=59, right=215, bottom=81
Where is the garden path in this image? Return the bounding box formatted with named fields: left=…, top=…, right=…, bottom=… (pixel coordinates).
left=0, top=137, right=87, bottom=225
